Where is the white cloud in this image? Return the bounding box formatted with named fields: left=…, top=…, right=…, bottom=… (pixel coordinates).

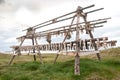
left=14, top=7, right=36, bottom=25
left=102, top=30, right=120, bottom=38
left=4, top=37, right=17, bottom=43
left=0, top=36, right=4, bottom=39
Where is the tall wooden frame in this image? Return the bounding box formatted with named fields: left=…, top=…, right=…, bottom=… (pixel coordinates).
left=9, top=4, right=117, bottom=75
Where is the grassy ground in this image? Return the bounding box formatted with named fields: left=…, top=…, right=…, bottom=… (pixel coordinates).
left=0, top=47, right=120, bottom=80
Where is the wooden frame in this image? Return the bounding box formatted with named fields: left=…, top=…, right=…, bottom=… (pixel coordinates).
left=9, top=4, right=117, bottom=75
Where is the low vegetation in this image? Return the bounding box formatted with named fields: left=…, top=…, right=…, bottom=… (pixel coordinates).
left=0, top=47, right=120, bottom=80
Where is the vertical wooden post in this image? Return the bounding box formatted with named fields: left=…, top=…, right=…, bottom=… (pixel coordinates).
left=74, top=53, right=80, bottom=75
left=32, top=36, right=36, bottom=61
left=74, top=6, right=81, bottom=75
left=35, top=37, right=43, bottom=64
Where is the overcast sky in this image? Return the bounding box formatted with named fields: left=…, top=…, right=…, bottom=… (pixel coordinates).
left=0, top=0, right=120, bottom=52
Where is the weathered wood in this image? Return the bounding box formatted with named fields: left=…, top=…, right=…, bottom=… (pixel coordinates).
left=22, top=4, right=95, bottom=31
left=8, top=55, right=16, bottom=65
left=53, top=53, right=59, bottom=64
left=38, top=21, right=106, bottom=37
left=37, top=17, right=110, bottom=35
left=37, top=50, right=43, bottom=64
left=74, top=53, right=80, bottom=75
left=32, top=35, right=36, bottom=61
left=53, top=14, right=76, bottom=63
left=9, top=4, right=116, bottom=76
left=74, top=6, right=81, bottom=75
left=88, top=30, right=101, bottom=61
left=83, top=10, right=101, bottom=61
left=53, top=34, right=69, bottom=63
left=17, top=17, right=110, bottom=40
left=8, top=37, right=25, bottom=65
left=86, top=8, right=104, bottom=14
left=35, top=37, right=43, bottom=63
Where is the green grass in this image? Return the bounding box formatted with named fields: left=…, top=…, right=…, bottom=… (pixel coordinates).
left=0, top=47, right=120, bottom=80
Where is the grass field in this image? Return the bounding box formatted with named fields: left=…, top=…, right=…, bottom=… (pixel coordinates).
left=0, top=47, right=120, bottom=80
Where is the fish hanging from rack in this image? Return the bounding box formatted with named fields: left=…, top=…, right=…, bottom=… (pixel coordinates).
left=96, top=38, right=100, bottom=49
left=103, top=37, right=107, bottom=48
left=80, top=25, right=84, bottom=34
left=89, top=39, right=94, bottom=49
left=63, top=27, right=71, bottom=39
left=66, top=32, right=71, bottom=39
left=46, top=33, right=51, bottom=44
left=84, top=22, right=93, bottom=34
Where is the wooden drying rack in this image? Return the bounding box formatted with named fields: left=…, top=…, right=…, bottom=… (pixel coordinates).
left=9, top=4, right=117, bottom=75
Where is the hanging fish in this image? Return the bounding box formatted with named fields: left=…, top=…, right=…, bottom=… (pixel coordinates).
left=66, top=32, right=71, bottom=39
left=46, top=33, right=51, bottom=44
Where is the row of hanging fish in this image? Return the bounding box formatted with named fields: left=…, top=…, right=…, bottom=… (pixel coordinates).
left=40, top=24, right=101, bottom=40
left=11, top=37, right=117, bottom=53
left=16, top=21, right=103, bottom=43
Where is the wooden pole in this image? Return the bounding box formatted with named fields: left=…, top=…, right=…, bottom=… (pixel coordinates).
left=22, top=4, right=95, bottom=31
left=35, top=37, right=43, bottom=64
left=37, top=17, right=110, bottom=35
left=53, top=14, right=76, bottom=64
left=32, top=36, right=36, bottom=61
left=8, top=37, right=25, bottom=65
left=74, top=53, right=80, bottom=75
left=83, top=12, right=101, bottom=61
left=74, top=6, right=81, bottom=75
left=53, top=53, right=59, bottom=64
left=8, top=55, right=16, bottom=65
left=88, top=30, right=101, bottom=61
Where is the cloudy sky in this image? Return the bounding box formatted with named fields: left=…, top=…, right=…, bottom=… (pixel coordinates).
left=0, top=0, right=120, bottom=52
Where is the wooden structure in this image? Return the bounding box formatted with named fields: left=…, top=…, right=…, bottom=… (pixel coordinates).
left=9, top=4, right=117, bottom=75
